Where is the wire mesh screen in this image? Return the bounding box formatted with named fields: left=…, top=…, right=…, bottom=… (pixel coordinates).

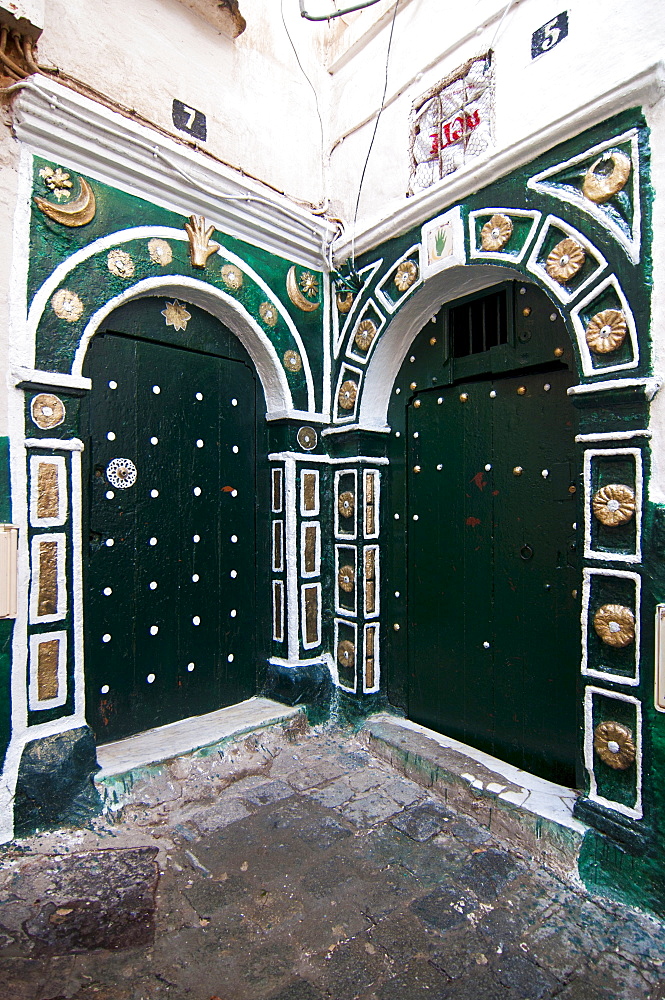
left=409, top=56, right=494, bottom=195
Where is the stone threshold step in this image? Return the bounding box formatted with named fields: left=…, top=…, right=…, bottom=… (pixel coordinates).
left=359, top=713, right=588, bottom=874
left=95, top=697, right=302, bottom=781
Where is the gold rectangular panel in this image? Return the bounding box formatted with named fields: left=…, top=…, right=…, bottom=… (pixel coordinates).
left=37, top=540, right=58, bottom=617
left=304, top=585, right=319, bottom=645
left=365, top=625, right=376, bottom=689
left=365, top=471, right=375, bottom=505
left=273, top=581, right=284, bottom=642
left=365, top=580, right=376, bottom=615
left=302, top=472, right=318, bottom=513
left=365, top=500, right=375, bottom=536
left=272, top=520, right=283, bottom=572
left=37, top=638, right=60, bottom=701
left=37, top=463, right=60, bottom=520
left=365, top=547, right=375, bottom=580
left=272, top=468, right=283, bottom=513
left=304, top=524, right=317, bottom=574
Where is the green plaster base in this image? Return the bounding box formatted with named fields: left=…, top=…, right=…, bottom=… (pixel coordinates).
left=579, top=830, right=665, bottom=918
left=14, top=727, right=102, bottom=836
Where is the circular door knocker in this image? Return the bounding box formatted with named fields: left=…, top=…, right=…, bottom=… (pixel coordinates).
left=106, top=457, right=137, bottom=489
left=520, top=544, right=534, bottom=561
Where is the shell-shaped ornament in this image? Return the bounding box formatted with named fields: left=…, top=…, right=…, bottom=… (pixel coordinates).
left=582, top=151, right=632, bottom=204
left=338, top=379, right=358, bottom=410
left=593, top=721, right=636, bottom=770
left=592, top=484, right=636, bottom=527
left=354, top=319, right=377, bottom=353
left=585, top=309, right=627, bottom=354
left=394, top=260, right=418, bottom=292
left=480, top=214, right=513, bottom=252
left=593, top=604, right=635, bottom=648
left=338, top=491, right=355, bottom=518
left=545, top=238, right=586, bottom=284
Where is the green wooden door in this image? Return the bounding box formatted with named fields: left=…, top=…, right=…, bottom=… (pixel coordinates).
left=83, top=329, right=257, bottom=743
left=407, top=366, right=579, bottom=785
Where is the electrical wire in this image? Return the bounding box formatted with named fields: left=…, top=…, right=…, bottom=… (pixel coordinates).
left=350, top=0, right=399, bottom=267
left=299, top=0, right=383, bottom=20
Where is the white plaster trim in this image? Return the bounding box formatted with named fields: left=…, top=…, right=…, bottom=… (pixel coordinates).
left=268, top=452, right=389, bottom=465
left=581, top=568, right=641, bottom=687
left=375, top=246, right=422, bottom=314
left=468, top=208, right=541, bottom=263
left=266, top=410, right=329, bottom=424
left=568, top=377, right=662, bottom=400
left=301, top=583, right=322, bottom=651
left=13, top=77, right=336, bottom=269
left=334, top=617, right=358, bottom=694
left=363, top=622, right=380, bottom=694
left=25, top=438, right=84, bottom=452
left=335, top=469, right=358, bottom=541
left=28, top=630, right=67, bottom=711
left=527, top=130, right=641, bottom=264
left=570, top=274, right=639, bottom=377
left=300, top=469, right=320, bottom=517
left=525, top=215, right=608, bottom=304
left=29, top=455, right=66, bottom=528
left=29, top=532, right=67, bottom=624
left=12, top=367, right=92, bottom=392
left=322, top=271, right=332, bottom=421
left=346, top=299, right=387, bottom=365
left=335, top=544, right=357, bottom=618
left=363, top=470, right=381, bottom=540
left=583, top=448, right=642, bottom=564
left=322, top=424, right=391, bottom=437
left=269, top=655, right=330, bottom=669
left=655, top=604, right=665, bottom=713
left=364, top=544, right=380, bottom=619
left=333, top=363, right=363, bottom=424
left=583, top=686, right=642, bottom=820
left=333, top=260, right=383, bottom=360
left=334, top=61, right=665, bottom=262
left=271, top=520, right=284, bottom=574
left=575, top=430, right=651, bottom=443
left=71, top=448, right=84, bottom=720
left=300, top=521, right=321, bottom=580
left=284, top=459, right=299, bottom=662
left=420, top=208, right=466, bottom=279
left=272, top=580, right=285, bottom=644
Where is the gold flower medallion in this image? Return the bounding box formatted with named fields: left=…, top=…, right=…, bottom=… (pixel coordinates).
left=51, top=289, right=84, bottom=322
left=107, top=249, right=135, bottom=279
left=338, top=491, right=355, bottom=518
left=593, top=721, right=636, bottom=770
left=221, top=264, right=243, bottom=291
left=259, top=302, right=278, bottom=327
left=585, top=309, right=627, bottom=354
left=480, top=214, right=513, bottom=252
left=545, top=238, right=586, bottom=284
left=593, top=604, right=635, bottom=648
left=283, top=350, right=302, bottom=373
left=338, top=565, right=355, bottom=593
left=337, top=639, right=355, bottom=669
left=148, top=239, right=173, bottom=266
left=354, top=319, right=377, bottom=353
left=394, top=260, right=418, bottom=292
left=338, top=379, right=358, bottom=410
left=592, top=484, right=636, bottom=526
left=31, top=393, right=65, bottom=430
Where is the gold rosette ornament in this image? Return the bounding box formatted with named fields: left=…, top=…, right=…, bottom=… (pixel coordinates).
left=394, top=260, right=418, bottom=292
left=31, top=393, right=65, bottom=430
left=582, top=151, right=632, bottom=204
left=593, top=721, right=636, bottom=770
left=354, top=319, right=376, bottom=353
left=593, top=604, right=635, bottom=648
left=283, top=350, right=302, bottom=373
left=337, top=639, right=355, bottom=669
left=338, top=379, right=358, bottom=410
left=585, top=309, right=627, bottom=354
left=51, top=289, right=84, bottom=322
left=480, top=214, right=513, bottom=252
left=259, top=302, right=278, bottom=327
left=107, top=249, right=135, bottom=279
left=545, top=238, right=585, bottom=284
left=338, top=491, right=355, bottom=518
left=338, top=565, right=355, bottom=593
left=221, top=264, right=243, bottom=291
left=592, top=484, right=636, bottom=526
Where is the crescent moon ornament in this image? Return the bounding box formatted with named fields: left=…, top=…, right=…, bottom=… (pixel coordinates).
left=286, top=266, right=320, bottom=312
left=582, top=151, right=632, bottom=204
left=34, top=176, right=97, bottom=227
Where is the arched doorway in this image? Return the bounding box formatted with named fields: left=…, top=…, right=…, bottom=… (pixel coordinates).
left=81, top=296, right=268, bottom=743
left=391, top=279, right=580, bottom=786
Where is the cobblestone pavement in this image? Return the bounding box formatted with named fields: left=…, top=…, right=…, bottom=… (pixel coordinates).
left=1, top=718, right=664, bottom=1000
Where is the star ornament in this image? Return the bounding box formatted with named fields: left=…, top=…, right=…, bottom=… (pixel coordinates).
left=161, top=300, right=191, bottom=332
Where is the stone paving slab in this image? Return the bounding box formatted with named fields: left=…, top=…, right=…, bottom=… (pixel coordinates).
left=0, top=720, right=663, bottom=1000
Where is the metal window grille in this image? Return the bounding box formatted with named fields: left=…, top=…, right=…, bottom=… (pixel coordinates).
left=449, top=289, right=507, bottom=358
